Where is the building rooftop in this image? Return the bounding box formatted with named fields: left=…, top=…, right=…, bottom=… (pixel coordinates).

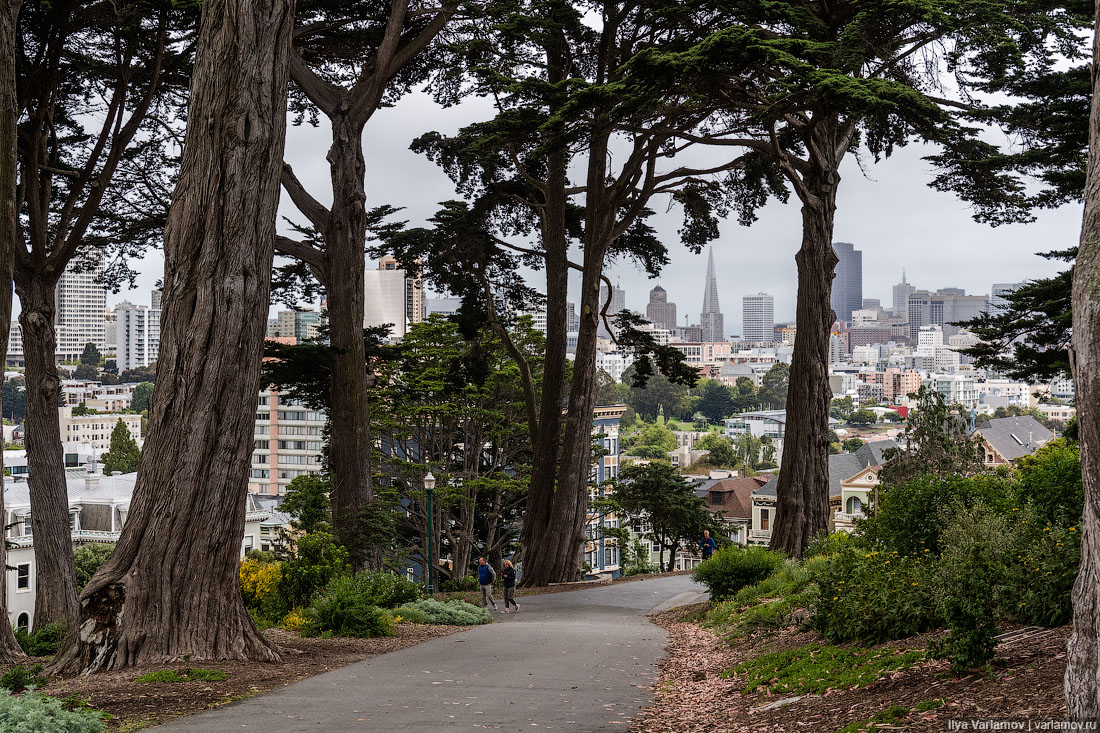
left=975, top=416, right=1054, bottom=461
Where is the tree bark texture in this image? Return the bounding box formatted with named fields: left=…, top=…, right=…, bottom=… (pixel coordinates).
left=768, top=160, right=839, bottom=559
left=15, top=274, right=79, bottom=630
left=1065, top=2, right=1100, bottom=716
left=324, top=116, right=373, bottom=556
left=49, top=0, right=294, bottom=674
left=0, top=0, right=25, bottom=659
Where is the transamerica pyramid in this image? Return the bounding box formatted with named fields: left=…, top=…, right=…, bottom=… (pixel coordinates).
left=699, top=247, right=725, bottom=341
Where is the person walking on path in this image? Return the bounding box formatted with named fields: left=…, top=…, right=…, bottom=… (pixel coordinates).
left=501, top=559, right=519, bottom=613
left=478, top=557, right=498, bottom=611
left=699, top=530, right=717, bottom=560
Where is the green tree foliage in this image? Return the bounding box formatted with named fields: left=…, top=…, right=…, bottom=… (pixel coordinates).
left=731, top=377, right=762, bottom=413
left=695, top=379, right=735, bottom=424
left=623, top=365, right=690, bottom=423
left=129, top=381, right=154, bottom=413
left=100, top=419, right=141, bottom=474
left=613, top=462, right=723, bottom=572
left=842, top=437, right=866, bottom=453
left=696, top=433, right=737, bottom=468
left=1, top=379, right=25, bottom=422
left=830, top=396, right=855, bottom=421
left=71, top=402, right=98, bottom=416
left=594, top=370, right=626, bottom=407
left=120, top=366, right=156, bottom=384
left=757, top=363, right=789, bottom=410
left=626, top=422, right=677, bottom=459
left=73, top=544, right=115, bottom=592
left=879, top=386, right=984, bottom=486
left=279, top=532, right=350, bottom=609
left=79, top=343, right=101, bottom=367
left=281, top=474, right=331, bottom=535
left=847, top=410, right=877, bottom=426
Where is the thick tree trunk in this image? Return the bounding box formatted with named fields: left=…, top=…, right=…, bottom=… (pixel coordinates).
left=324, top=116, right=372, bottom=560
left=49, top=0, right=294, bottom=674
left=0, top=0, right=24, bottom=660
left=1065, top=6, right=1100, bottom=717
left=769, top=165, right=839, bottom=558
left=15, top=276, right=79, bottom=630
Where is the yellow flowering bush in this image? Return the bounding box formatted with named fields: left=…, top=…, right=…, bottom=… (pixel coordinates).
left=240, top=557, right=288, bottom=627
left=282, top=610, right=309, bottom=632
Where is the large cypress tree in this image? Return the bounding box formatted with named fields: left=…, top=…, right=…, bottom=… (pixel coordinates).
left=50, top=0, right=295, bottom=673
left=626, top=0, right=1090, bottom=556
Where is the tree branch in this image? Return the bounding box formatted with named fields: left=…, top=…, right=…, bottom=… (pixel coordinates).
left=281, top=162, right=331, bottom=230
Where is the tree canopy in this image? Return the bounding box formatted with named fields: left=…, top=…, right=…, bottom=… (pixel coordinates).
left=101, top=419, right=140, bottom=474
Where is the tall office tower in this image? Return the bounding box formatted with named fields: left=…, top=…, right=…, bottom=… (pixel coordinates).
left=566, top=302, right=578, bottom=332
left=597, top=283, right=627, bottom=337
left=907, top=289, right=990, bottom=340
left=115, top=301, right=162, bottom=371
left=830, top=242, right=863, bottom=324
left=862, top=298, right=881, bottom=310
left=365, top=260, right=408, bottom=340
left=54, top=263, right=108, bottom=360
left=270, top=308, right=323, bottom=342
left=377, top=255, right=424, bottom=327
left=990, top=282, right=1024, bottom=317
left=699, top=248, right=725, bottom=341
left=646, top=285, right=678, bottom=330
left=742, top=293, right=775, bottom=342
left=151, top=288, right=162, bottom=310
left=892, top=270, right=915, bottom=321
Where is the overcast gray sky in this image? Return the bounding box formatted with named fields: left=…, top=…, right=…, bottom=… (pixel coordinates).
left=109, top=90, right=1080, bottom=336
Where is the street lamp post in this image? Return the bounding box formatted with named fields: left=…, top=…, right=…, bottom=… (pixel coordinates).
left=424, top=470, right=436, bottom=596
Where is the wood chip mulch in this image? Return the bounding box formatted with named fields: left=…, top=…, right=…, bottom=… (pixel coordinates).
left=14, top=624, right=465, bottom=730
left=631, top=604, right=1071, bottom=733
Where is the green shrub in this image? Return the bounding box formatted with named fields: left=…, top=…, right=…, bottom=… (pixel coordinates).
left=1012, top=440, right=1083, bottom=527
left=811, top=545, right=938, bottom=644
left=278, top=532, right=350, bottom=608
left=300, top=575, right=397, bottom=638
left=726, top=643, right=924, bottom=695
left=0, top=664, right=46, bottom=692
left=341, top=570, right=421, bottom=609
left=691, top=545, right=784, bottom=601
left=439, top=575, right=479, bottom=593
left=860, top=472, right=1012, bottom=556
left=400, top=598, right=492, bottom=625
left=14, top=624, right=66, bottom=657
left=803, top=530, right=861, bottom=559
left=73, top=544, right=115, bottom=592
left=1006, top=516, right=1079, bottom=626
left=0, top=688, right=105, bottom=732
left=390, top=606, right=432, bottom=624
left=837, top=705, right=912, bottom=733
left=239, top=556, right=288, bottom=628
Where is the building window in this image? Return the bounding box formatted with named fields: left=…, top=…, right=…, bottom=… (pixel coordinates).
left=15, top=613, right=28, bottom=631
left=22, top=517, right=31, bottom=536
left=16, top=563, right=30, bottom=591
left=760, top=508, right=770, bottom=531
left=846, top=496, right=862, bottom=515
left=69, top=512, right=78, bottom=531
left=243, top=535, right=254, bottom=553
left=709, top=491, right=723, bottom=505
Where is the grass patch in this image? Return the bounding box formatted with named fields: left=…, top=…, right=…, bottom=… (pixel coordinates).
left=136, top=668, right=229, bottom=684
left=915, top=698, right=945, bottom=711
left=724, top=643, right=925, bottom=695
left=835, top=704, right=911, bottom=733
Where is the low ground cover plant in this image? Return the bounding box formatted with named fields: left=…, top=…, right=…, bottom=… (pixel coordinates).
left=136, top=668, right=229, bottom=684
left=0, top=688, right=105, bottom=732
left=725, top=643, right=924, bottom=695
left=0, top=664, right=46, bottom=692
left=396, top=598, right=492, bottom=625
left=705, top=559, right=818, bottom=639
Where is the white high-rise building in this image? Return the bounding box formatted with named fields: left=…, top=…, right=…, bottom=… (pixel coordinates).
left=364, top=266, right=407, bottom=340
left=742, top=293, right=774, bottom=342
left=115, top=301, right=161, bottom=372
left=990, top=283, right=1024, bottom=317
left=917, top=324, right=944, bottom=357
left=55, top=264, right=108, bottom=360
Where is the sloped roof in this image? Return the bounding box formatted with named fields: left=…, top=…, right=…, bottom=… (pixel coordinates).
left=752, top=453, right=866, bottom=501
left=702, top=476, right=769, bottom=519
left=854, top=439, right=898, bottom=468
left=976, top=416, right=1054, bottom=461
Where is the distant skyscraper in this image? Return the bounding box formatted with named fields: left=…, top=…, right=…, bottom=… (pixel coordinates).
left=151, top=287, right=162, bottom=310
left=646, top=285, right=678, bottom=330
left=115, top=301, right=161, bottom=371
left=598, top=283, right=627, bottom=337
left=365, top=261, right=408, bottom=340
left=699, top=248, right=724, bottom=341
left=378, top=255, right=423, bottom=327
left=742, top=293, right=774, bottom=342
left=862, top=298, right=881, bottom=310
left=831, top=242, right=863, bottom=324
left=54, top=262, right=108, bottom=360
left=990, top=282, right=1024, bottom=317
left=566, top=301, right=579, bottom=332
left=907, top=290, right=989, bottom=340
left=892, top=270, right=915, bottom=321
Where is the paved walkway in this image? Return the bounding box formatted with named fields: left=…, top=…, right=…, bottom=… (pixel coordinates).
left=153, top=574, right=706, bottom=732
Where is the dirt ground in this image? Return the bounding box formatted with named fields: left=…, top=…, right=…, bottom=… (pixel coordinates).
left=631, top=604, right=1070, bottom=733
left=11, top=624, right=464, bottom=730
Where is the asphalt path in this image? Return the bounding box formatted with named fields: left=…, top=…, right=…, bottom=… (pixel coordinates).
left=152, top=574, right=706, bottom=732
